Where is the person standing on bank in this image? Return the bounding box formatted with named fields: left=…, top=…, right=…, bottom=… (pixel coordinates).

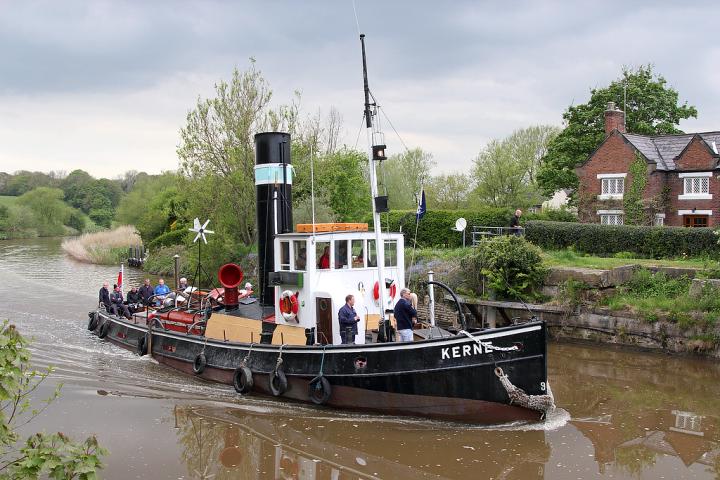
left=394, top=288, right=418, bottom=342
left=510, top=209, right=523, bottom=236
left=338, top=294, right=360, bottom=344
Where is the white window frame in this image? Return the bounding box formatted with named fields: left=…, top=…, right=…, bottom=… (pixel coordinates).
left=654, top=213, right=665, bottom=227
left=597, top=173, right=626, bottom=200
left=678, top=172, right=712, bottom=200
left=678, top=210, right=712, bottom=216
left=597, top=209, right=624, bottom=225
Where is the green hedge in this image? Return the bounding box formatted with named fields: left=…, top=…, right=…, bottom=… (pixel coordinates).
left=146, top=229, right=189, bottom=251
left=363, top=208, right=577, bottom=248
left=364, top=208, right=510, bottom=247
left=525, top=221, right=719, bottom=258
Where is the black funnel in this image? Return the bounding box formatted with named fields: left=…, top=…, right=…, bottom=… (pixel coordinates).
left=255, top=132, right=293, bottom=308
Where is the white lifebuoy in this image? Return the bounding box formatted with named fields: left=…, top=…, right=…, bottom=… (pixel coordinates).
left=278, top=290, right=299, bottom=321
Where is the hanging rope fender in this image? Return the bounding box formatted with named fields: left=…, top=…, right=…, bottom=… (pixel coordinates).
left=494, top=366, right=555, bottom=416
left=309, top=346, right=331, bottom=405
left=269, top=345, right=288, bottom=396
left=458, top=330, right=520, bottom=353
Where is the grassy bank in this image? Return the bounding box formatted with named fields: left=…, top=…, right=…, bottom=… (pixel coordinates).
left=62, top=225, right=141, bottom=264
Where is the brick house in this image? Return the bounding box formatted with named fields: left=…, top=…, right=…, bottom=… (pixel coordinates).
left=576, top=102, right=720, bottom=227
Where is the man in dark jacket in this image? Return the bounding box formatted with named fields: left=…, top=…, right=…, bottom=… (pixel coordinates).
left=393, top=288, right=417, bottom=342
left=139, top=278, right=154, bottom=306
left=111, top=286, right=132, bottom=319
left=338, top=294, right=360, bottom=344
left=99, top=281, right=113, bottom=313
left=126, top=286, right=143, bottom=313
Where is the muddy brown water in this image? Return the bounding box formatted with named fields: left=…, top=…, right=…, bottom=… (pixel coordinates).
left=0, top=237, right=718, bottom=479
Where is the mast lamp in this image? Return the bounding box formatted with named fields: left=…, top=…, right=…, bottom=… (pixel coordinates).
left=372, top=144, right=387, bottom=161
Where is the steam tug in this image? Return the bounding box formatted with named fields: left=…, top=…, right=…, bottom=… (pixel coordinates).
left=87, top=35, right=552, bottom=423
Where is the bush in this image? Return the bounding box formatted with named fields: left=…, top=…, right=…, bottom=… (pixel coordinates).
left=147, top=229, right=189, bottom=251
left=460, top=235, right=548, bottom=301
left=366, top=208, right=514, bottom=248
left=525, top=221, right=719, bottom=258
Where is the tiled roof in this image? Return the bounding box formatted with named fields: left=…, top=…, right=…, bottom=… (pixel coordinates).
left=622, top=131, right=720, bottom=170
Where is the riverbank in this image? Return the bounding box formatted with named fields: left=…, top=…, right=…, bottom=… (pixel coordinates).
left=61, top=225, right=140, bottom=264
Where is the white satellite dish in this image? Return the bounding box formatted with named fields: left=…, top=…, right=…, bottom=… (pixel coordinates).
left=455, top=217, right=467, bottom=232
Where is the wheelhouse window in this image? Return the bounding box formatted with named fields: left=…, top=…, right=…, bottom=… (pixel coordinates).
left=351, top=239, right=364, bottom=268
left=334, top=240, right=349, bottom=269
left=367, top=240, right=377, bottom=267
left=384, top=240, right=397, bottom=267
left=679, top=172, right=712, bottom=200
left=598, top=173, right=625, bottom=200
left=280, top=241, right=290, bottom=271
left=293, top=240, right=306, bottom=271
left=316, top=241, right=330, bottom=269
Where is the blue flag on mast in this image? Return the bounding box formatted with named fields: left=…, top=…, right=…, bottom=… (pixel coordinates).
left=416, top=189, right=426, bottom=222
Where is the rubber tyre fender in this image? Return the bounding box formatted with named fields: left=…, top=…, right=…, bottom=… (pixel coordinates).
left=233, top=366, right=254, bottom=395
left=192, top=353, right=207, bottom=375
left=87, top=312, right=99, bottom=331
left=98, top=321, right=110, bottom=339
left=137, top=333, right=148, bottom=356
left=269, top=368, right=288, bottom=396
left=308, top=376, right=332, bottom=405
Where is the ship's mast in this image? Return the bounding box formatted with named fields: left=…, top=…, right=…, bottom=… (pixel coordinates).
left=360, top=34, right=390, bottom=336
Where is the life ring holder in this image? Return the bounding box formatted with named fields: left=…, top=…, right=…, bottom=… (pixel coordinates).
left=278, top=290, right=299, bottom=322
left=373, top=281, right=397, bottom=303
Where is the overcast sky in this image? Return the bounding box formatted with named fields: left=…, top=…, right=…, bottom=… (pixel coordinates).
left=1, top=0, right=719, bottom=179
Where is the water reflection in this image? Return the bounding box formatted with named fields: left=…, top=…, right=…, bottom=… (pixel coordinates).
left=551, top=344, right=720, bottom=478
left=172, top=405, right=551, bottom=479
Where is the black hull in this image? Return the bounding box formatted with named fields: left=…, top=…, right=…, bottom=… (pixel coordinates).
left=90, top=311, right=548, bottom=423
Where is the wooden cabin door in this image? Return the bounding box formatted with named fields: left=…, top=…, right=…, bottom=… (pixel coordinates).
left=316, top=297, right=333, bottom=345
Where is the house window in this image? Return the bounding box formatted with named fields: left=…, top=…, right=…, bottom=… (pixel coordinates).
left=683, top=215, right=708, bottom=228
left=679, top=172, right=712, bottom=200
left=597, top=173, right=626, bottom=200
left=598, top=210, right=623, bottom=225
left=654, top=214, right=665, bottom=227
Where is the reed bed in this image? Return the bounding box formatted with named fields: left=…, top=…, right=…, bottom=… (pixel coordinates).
left=62, top=225, right=141, bottom=265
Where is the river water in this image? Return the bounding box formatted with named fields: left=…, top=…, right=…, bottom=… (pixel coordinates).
left=0, top=237, right=718, bottom=479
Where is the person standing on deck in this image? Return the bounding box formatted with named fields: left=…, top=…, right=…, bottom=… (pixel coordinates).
left=99, top=281, right=113, bottom=313
left=338, top=294, right=360, bottom=344
left=394, top=288, right=417, bottom=342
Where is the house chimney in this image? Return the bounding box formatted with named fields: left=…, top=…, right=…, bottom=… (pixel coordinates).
left=604, top=101, right=625, bottom=136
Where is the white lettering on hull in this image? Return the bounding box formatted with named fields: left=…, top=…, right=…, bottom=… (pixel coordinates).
left=441, top=341, right=493, bottom=360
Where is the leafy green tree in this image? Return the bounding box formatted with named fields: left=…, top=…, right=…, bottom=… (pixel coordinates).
left=537, top=65, right=697, bottom=196
left=0, top=322, right=106, bottom=478
left=426, top=172, right=471, bottom=210
left=178, top=61, right=293, bottom=246
left=115, top=173, right=179, bottom=230
left=379, top=148, right=435, bottom=210
left=16, top=187, right=69, bottom=236
left=315, top=149, right=370, bottom=222
left=3, top=172, right=55, bottom=196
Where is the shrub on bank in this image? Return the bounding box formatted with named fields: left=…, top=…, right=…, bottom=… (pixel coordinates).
left=525, top=221, right=719, bottom=258
left=147, top=229, right=189, bottom=251
left=460, top=235, right=548, bottom=301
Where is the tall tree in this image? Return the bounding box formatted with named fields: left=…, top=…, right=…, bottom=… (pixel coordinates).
left=537, top=65, right=697, bottom=196
left=380, top=148, right=435, bottom=210
left=315, top=149, right=370, bottom=222
left=426, top=172, right=471, bottom=210
left=178, top=60, right=288, bottom=246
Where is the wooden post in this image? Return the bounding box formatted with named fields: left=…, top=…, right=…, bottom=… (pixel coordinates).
left=173, top=254, right=180, bottom=289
